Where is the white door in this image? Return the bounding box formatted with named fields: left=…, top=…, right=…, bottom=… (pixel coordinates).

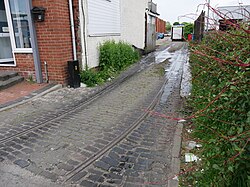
left=0, top=0, right=14, bottom=65
left=172, top=27, right=183, bottom=40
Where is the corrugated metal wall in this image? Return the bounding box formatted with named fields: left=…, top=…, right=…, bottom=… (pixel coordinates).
left=156, top=17, right=166, bottom=33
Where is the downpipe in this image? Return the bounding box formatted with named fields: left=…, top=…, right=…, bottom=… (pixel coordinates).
left=79, top=0, right=88, bottom=69
left=44, top=61, right=49, bottom=83
left=69, top=0, right=77, bottom=60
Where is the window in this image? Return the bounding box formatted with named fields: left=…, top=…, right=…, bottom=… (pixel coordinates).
left=8, top=0, right=31, bottom=49
left=0, top=0, right=14, bottom=65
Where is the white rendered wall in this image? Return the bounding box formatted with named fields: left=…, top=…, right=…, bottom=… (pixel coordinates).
left=217, top=5, right=250, bottom=21
left=120, top=0, right=147, bottom=49
left=80, top=0, right=147, bottom=69
left=86, top=36, right=120, bottom=68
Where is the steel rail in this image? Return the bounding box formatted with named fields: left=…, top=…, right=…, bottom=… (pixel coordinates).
left=0, top=46, right=167, bottom=145
left=64, top=74, right=167, bottom=183
left=0, top=62, right=142, bottom=145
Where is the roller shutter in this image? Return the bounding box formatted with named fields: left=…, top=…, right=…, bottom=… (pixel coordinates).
left=88, top=0, right=121, bottom=36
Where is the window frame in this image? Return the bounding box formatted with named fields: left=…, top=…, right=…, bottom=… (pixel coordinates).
left=0, top=0, right=15, bottom=66
left=4, top=0, right=32, bottom=54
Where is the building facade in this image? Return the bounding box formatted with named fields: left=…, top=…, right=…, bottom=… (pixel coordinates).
left=156, top=17, right=166, bottom=33
left=0, top=0, right=158, bottom=84
left=216, top=5, right=250, bottom=30
left=78, top=0, right=159, bottom=70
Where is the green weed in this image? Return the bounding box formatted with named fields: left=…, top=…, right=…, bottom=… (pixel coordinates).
left=80, top=41, right=139, bottom=87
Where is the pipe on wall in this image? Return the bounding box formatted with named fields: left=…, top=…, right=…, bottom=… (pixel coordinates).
left=26, top=0, right=43, bottom=83
left=79, top=0, right=88, bottom=69
left=69, top=0, right=77, bottom=60
left=44, top=61, right=48, bottom=83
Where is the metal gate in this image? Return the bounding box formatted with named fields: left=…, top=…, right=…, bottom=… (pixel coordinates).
left=193, top=11, right=205, bottom=42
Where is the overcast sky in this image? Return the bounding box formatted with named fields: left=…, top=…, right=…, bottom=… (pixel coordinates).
left=153, top=0, right=250, bottom=23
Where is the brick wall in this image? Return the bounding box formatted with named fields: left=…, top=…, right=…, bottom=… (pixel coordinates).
left=0, top=0, right=79, bottom=85
left=156, top=18, right=166, bottom=33
left=0, top=54, right=35, bottom=78
left=33, top=0, right=75, bottom=84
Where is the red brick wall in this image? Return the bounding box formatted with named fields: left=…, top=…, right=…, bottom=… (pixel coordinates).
left=33, top=0, right=75, bottom=84
left=0, top=0, right=79, bottom=85
left=0, top=54, right=35, bottom=78
left=156, top=18, right=166, bottom=33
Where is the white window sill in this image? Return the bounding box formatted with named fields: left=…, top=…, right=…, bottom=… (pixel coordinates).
left=13, top=49, right=33, bottom=54
left=0, top=63, right=16, bottom=67
left=88, top=33, right=121, bottom=37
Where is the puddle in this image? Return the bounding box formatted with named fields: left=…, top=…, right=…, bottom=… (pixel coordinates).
left=160, top=44, right=189, bottom=104
left=155, top=47, right=173, bottom=64
left=180, top=54, right=192, bottom=98
left=138, top=42, right=191, bottom=103
left=139, top=45, right=173, bottom=71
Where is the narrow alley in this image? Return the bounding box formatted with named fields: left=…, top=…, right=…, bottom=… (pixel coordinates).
left=0, top=42, right=189, bottom=187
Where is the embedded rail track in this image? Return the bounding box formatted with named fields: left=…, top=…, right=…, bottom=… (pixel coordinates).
left=63, top=43, right=186, bottom=183
left=0, top=45, right=170, bottom=146
left=63, top=77, right=166, bottom=183
left=0, top=63, right=139, bottom=145
left=0, top=50, right=166, bottom=165
left=0, top=42, right=187, bottom=186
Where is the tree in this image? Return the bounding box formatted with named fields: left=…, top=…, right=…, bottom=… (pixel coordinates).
left=182, top=22, right=194, bottom=39
left=165, top=21, right=171, bottom=32
left=181, top=22, right=188, bottom=26
left=173, top=22, right=180, bottom=25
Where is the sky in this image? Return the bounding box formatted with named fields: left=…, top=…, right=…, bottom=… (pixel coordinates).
left=153, top=0, right=250, bottom=24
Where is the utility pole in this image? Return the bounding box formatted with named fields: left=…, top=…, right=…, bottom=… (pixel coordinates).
left=206, top=0, right=210, bottom=31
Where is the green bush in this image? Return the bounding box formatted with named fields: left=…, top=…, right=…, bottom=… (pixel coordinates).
left=80, top=40, right=139, bottom=87
left=188, top=29, right=250, bottom=186
left=182, top=22, right=194, bottom=39
left=80, top=68, right=101, bottom=87
left=99, top=40, right=139, bottom=72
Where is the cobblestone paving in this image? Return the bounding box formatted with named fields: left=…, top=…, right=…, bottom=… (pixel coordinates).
left=0, top=42, right=187, bottom=187
left=68, top=44, right=187, bottom=187
left=0, top=56, right=169, bottom=182
left=72, top=87, right=183, bottom=187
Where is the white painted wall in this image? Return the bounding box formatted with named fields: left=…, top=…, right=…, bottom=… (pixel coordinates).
left=86, top=36, right=120, bottom=68
left=79, top=0, right=148, bottom=69
left=120, top=0, right=148, bottom=49
left=217, top=5, right=250, bottom=21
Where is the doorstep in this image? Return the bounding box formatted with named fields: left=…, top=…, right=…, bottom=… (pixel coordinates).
left=0, top=81, right=61, bottom=110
